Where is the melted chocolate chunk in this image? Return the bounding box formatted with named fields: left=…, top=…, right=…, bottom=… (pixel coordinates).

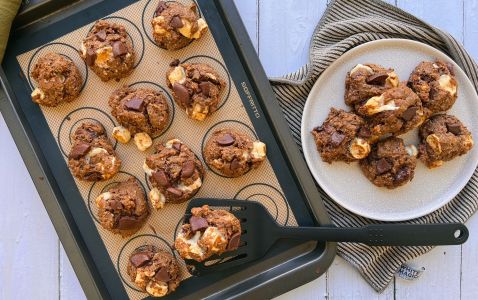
left=189, top=216, right=208, bottom=232
left=69, top=142, right=91, bottom=159
left=124, top=97, right=145, bottom=112
left=376, top=158, right=392, bottom=174
left=216, top=134, right=235, bottom=146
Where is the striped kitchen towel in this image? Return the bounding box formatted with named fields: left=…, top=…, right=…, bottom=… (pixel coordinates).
left=269, top=0, right=478, bottom=293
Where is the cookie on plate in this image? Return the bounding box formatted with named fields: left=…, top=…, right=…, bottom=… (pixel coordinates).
left=356, top=83, right=426, bottom=140
left=68, top=122, right=121, bottom=181
left=109, top=85, right=170, bottom=143
left=127, top=245, right=181, bottom=297
left=360, top=137, right=417, bottom=189
left=408, top=60, right=458, bottom=115
left=344, top=63, right=399, bottom=107
left=95, top=177, right=149, bottom=237
left=151, top=1, right=208, bottom=50
left=80, top=20, right=135, bottom=81
left=175, top=205, right=241, bottom=262
left=143, top=139, right=204, bottom=204
left=418, top=114, right=473, bottom=168
left=204, top=128, right=267, bottom=177
left=30, top=52, right=82, bottom=107
left=311, top=108, right=371, bottom=163
left=166, top=60, right=226, bottom=121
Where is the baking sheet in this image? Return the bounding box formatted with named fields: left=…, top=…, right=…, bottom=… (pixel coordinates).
left=16, top=0, right=297, bottom=298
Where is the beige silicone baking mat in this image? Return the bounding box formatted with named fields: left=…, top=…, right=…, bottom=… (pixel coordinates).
left=16, top=0, right=297, bottom=298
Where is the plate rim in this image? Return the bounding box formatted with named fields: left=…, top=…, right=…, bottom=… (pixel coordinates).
left=301, top=38, right=478, bottom=221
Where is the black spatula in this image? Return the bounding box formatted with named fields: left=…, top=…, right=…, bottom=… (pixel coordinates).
left=182, top=198, right=468, bottom=276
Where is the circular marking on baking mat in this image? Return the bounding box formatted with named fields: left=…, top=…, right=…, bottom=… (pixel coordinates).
left=141, top=0, right=201, bottom=47
left=26, top=42, right=88, bottom=92
left=57, top=107, right=118, bottom=158
left=117, top=234, right=176, bottom=292
left=182, top=55, right=231, bottom=111
left=128, top=81, right=176, bottom=139
left=87, top=171, right=147, bottom=224
left=86, top=16, right=145, bottom=68
left=234, top=183, right=290, bottom=226
left=200, top=120, right=258, bottom=178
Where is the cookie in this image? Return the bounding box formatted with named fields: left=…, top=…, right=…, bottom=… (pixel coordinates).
left=151, top=1, right=208, bottom=50
left=68, top=122, right=121, bottom=181
left=95, top=177, right=149, bottom=237
left=344, top=63, right=399, bottom=107
left=204, top=128, right=267, bottom=177
left=109, top=85, right=170, bottom=140
left=80, top=20, right=135, bottom=81
left=175, top=205, right=241, bottom=262
left=418, top=114, right=473, bottom=168
left=143, top=139, right=204, bottom=204
left=408, top=60, right=458, bottom=115
left=30, top=52, right=82, bottom=107
left=360, top=137, right=417, bottom=189
left=166, top=61, right=225, bottom=121
left=356, top=84, right=425, bottom=140
left=127, top=245, right=181, bottom=297
left=311, top=108, right=371, bottom=163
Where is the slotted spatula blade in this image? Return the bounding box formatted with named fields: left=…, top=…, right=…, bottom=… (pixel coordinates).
left=182, top=198, right=468, bottom=276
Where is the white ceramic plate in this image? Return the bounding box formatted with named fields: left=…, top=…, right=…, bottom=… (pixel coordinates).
left=301, top=39, right=478, bottom=221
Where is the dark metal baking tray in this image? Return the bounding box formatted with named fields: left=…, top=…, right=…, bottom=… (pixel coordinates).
left=0, top=0, right=336, bottom=299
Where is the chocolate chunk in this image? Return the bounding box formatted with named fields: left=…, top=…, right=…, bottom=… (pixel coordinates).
left=394, top=167, right=410, bottom=184
left=69, top=142, right=91, bottom=159
left=155, top=1, right=168, bottom=15
left=181, top=160, right=195, bottom=178
left=330, top=132, right=345, bottom=147
left=170, top=15, right=183, bottom=28
left=189, top=216, right=209, bottom=232
left=95, top=30, right=107, bottom=42
left=130, top=252, right=151, bottom=268
left=117, top=216, right=139, bottom=230
left=217, top=134, right=235, bottom=146
left=402, top=106, right=418, bottom=121
left=446, top=123, right=462, bottom=135
left=112, top=41, right=128, bottom=57
left=227, top=232, right=241, bottom=250
left=169, top=59, right=180, bottom=67
left=199, top=81, right=213, bottom=97
left=172, top=83, right=190, bottom=107
left=152, top=170, right=170, bottom=187
left=109, top=200, right=123, bottom=211
left=376, top=158, right=392, bottom=175
left=154, top=268, right=171, bottom=283
left=366, top=72, right=389, bottom=85
left=172, top=142, right=182, bottom=151
left=84, top=171, right=103, bottom=181
left=167, top=187, right=183, bottom=197
left=124, top=97, right=145, bottom=112
left=358, top=127, right=371, bottom=139
left=85, top=48, right=97, bottom=66
left=230, top=158, right=240, bottom=171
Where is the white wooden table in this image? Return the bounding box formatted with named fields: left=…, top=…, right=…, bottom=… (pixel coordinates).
left=1, top=0, right=478, bottom=299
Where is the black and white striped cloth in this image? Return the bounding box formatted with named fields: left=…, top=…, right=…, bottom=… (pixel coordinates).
left=269, top=0, right=478, bottom=292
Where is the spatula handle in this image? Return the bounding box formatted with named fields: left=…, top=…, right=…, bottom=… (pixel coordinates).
left=277, top=223, right=468, bottom=246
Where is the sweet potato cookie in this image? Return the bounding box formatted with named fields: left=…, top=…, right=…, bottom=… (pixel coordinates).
left=418, top=114, right=473, bottom=168
left=175, top=205, right=241, bottom=262
left=68, top=122, right=121, bottom=181
left=30, top=52, right=82, bottom=107
left=311, top=108, right=371, bottom=163
left=151, top=1, right=208, bottom=50
left=408, top=60, right=458, bottom=115
left=80, top=20, right=135, bottom=81
left=166, top=60, right=225, bottom=121
left=360, top=137, right=417, bottom=189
